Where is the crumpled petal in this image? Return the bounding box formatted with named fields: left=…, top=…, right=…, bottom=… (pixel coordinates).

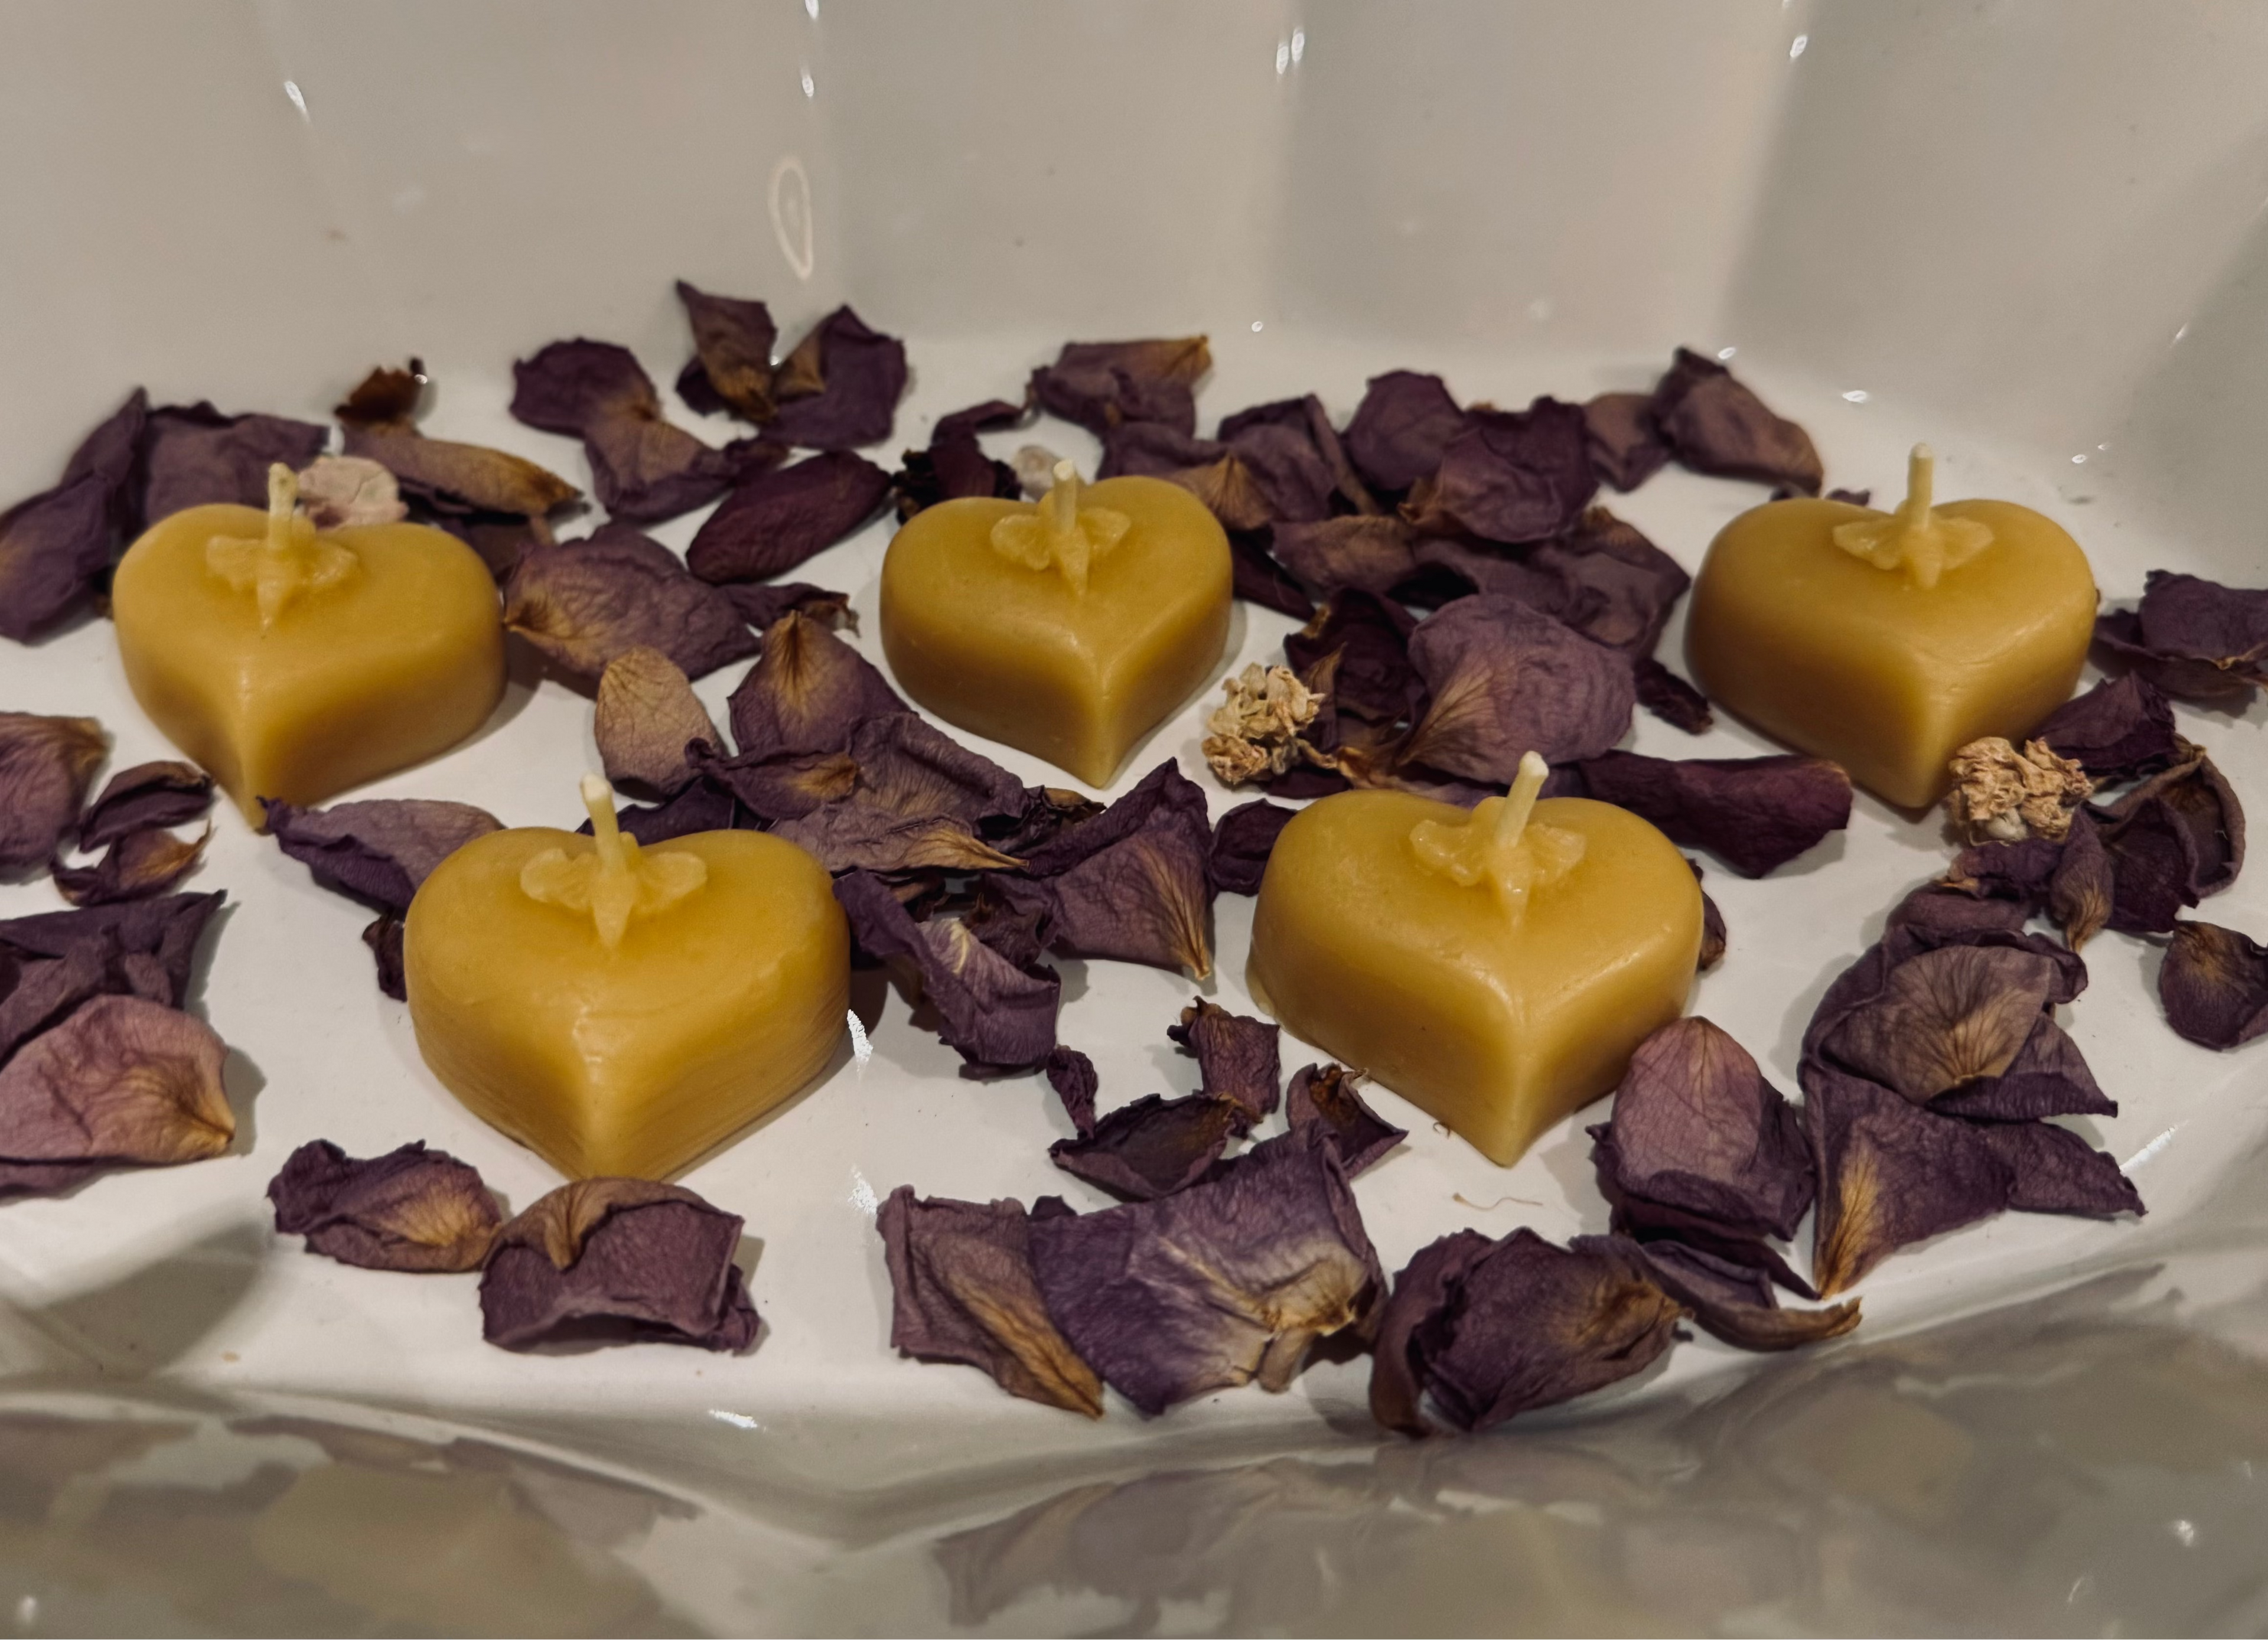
left=79, top=761, right=213, bottom=853
left=339, top=363, right=580, bottom=520
left=891, top=396, right=1028, bottom=520
left=721, top=581, right=852, bottom=633
left=2092, top=744, right=2244, bottom=934
left=1027, top=1125, right=1383, bottom=1415
left=1634, top=657, right=1713, bottom=734
left=835, top=871, right=1059, bottom=1073
left=2036, top=673, right=2180, bottom=785
left=2096, top=570, right=2268, bottom=707
left=1043, top=1045, right=1099, bottom=1137
left=2159, top=919, right=2268, bottom=1049
left=1399, top=596, right=1634, bottom=781
left=1404, top=398, right=1596, bottom=544
left=1821, top=944, right=2060, bottom=1104
left=1649, top=348, right=1821, bottom=492
left=52, top=826, right=209, bottom=907
left=0, top=389, right=147, bottom=640
left=1519, top=508, right=1692, bottom=656
left=1570, top=751, right=1851, bottom=878
left=725, top=611, right=907, bottom=760
left=363, top=914, right=407, bottom=1002
left=1976, top=1121, right=2145, bottom=1218
left=765, top=307, right=909, bottom=450
left=1166, top=997, right=1279, bottom=1123
left=1014, top=760, right=1216, bottom=979
left=267, top=1139, right=501, bottom=1271
left=1930, top=1015, right=2116, bottom=1121
left=877, top=1186, right=1103, bottom=1416
left=0, top=713, right=107, bottom=873
left=673, top=281, right=780, bottom=422
left=1573, top=1234, right=1860, bottom=1352
left=504, top=525, right=760, bottom=681
left=264, top=797, right=503, bottom=913
left=142, top=400, right=331, bottom=523
left=764, top=712, right=1029, bottom=874
left=1343, top=370, right=1466, bottom=495
left=1271, top=515, right=1419, bottom=599
left=0, top=994, right=232, bottom=1196
left=595, top=647, right=721, bottom=795
left=687, top=452, right=891, bottom=584
left=1583, top=391, right=1669, bottom=492
left=1031, top=337, right=1210, bottom=437
left=0, top=892, right=224, bottom=1032
left=1285, top=1062, right=1405, bottom=1178
left=1048, top=1092, right=1245, bottom=1201
left=479, top=1177, right=759, bottom=1352
left=1207, top=798, right=1295, bottom=896
left=1282, top=591, right=1425, bottom=727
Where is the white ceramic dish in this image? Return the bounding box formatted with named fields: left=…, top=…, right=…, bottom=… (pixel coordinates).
left=6, top=2, right=2268, bottom=1632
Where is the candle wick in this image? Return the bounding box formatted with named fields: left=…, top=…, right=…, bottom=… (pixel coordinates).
left=580, top=772, right=627, bottom=877
left=1494, top=751, right=1549, bottom=852
left=265, top=462, right=299, bottom=552
left=1830, top=440, right=1994, bottom=590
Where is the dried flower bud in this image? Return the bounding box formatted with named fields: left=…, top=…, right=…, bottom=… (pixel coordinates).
left=1947, top=736, right=2092, bottom=842
left=1201, top=663, right=1321, bottom=787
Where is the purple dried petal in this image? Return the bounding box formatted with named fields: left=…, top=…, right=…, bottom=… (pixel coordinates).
left=0, top=891, right=222, bottom=1016
left=1589, top=1018, right=1816, bottom=1244
left=2136, top=570, right=2268, bottom=683
left=893, top=397, right=1028, bottom=520
left=1048, top=1092, right=1244, bottom=1201
left=594, top=647, right=722, bottom=795
left=686, top=452, right=891, bottom=585
left=1368, top=1229, right=1495, bottom=1434
left=1166, top=997, right=1279, bottom=1123
left=1214, top=410, right=1339, bottom=525
left=1409, top=1228, right=1683, bottom=1433
left=721, top=581, right=851, bottom=633
left=363, top=914, right=406, bottom=1000
left=1282, top=591, right=1424, bottom=727
left=674, top=281, right=779, bottom=422
left=52, top=826, right=209, bottom=907
left=0, top=389, right=146, bottom=639
left=268, top=1139, right=500, bottom=1271
left=504, top=525, right=759, bottom=682
left=1044, top=1046, right=1098, bottom=1137
left=1285, top=1062, right=1406, bottom=1178
left=2036, top=674, right=2179, bottom=785
left=2049, top=813, right=2114, bottom=951
left=1207, top=798, right=1295, bottom=896
left=584, top=779, right=742, bottom=848
left=2093, top=605, right=2260, bottom=708
left=1031, top=338, right=1210, bottom=438
left=1229, top=533, right=1315, bottom=617
left=1977, top=1121, right=2144, bottom=1218
left=963, top=872, right=1056, bottom=969
left=1807, top=1067, right=2013, bottom=1296
left=1650, top=348, right=1822, bottom=492
left=1944, top=835, right=2066, bottom=907
left=79, top=761, right=213, bottom=853
left=1583, top=392, right=1669, bottom=492
left=1698, top=873, right=1728, bottom=971
left=876, top=1187, right=1103, bottom=1415
left=0, top=713, right=106, bottom=873
left=264, top=798, right=502, bottom=914
left=1529, top=508, right=1691, bottom=656
left=1344, top=371, right=1465, bottom=494
left=2094, top=746, right=2244, bottom=935
left=689, top=743, right=856, bottom=824
left=835, top=872, right=1058, bottom=1072
left=765, top=712, right=1027, bottom=874
left=764, top=307, right=908, bottom=449
left=1016, top=761, right=1214, bottom=979
left=1410, top=534, right=1603, bottom=625
left=1931, top=1014, right=2114, bottom=1121
left=1271, top=516, right=1419, bottom=599
left=339, top=369, right=579, bottom=520
left=1573, top=1234, right=1859, bottom=1352
left=1575, top=751, right=1852, bottom=878
left=1406, top=398, right=1597, bottom=545
left=1222, top=394, right=1377, bottom=515
left=141, top=400, right=330, bottom=523
left=726, top=612, right=908, bottom=761
left=1399, top=595, right=1634, bottom=782
left=480, top=1178, right=758, bottom=1352
left=1027, top=1126, right=1383, bottom=1415
left=2160, top=920, right=2268, bottom=1049
left=1823, top=944, right=2058, bottom=1104
left=0, top=995, right=232, bottom=1192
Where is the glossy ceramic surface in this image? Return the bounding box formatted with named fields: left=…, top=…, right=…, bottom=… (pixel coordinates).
left=5, top=1, right=2268, bottom=1632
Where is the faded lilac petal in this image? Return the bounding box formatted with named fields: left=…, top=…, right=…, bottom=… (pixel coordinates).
left=877, top=1187, right=1103, bottom=1416
left=52, top=826, right=209, bottom=907
left=1400, top=596, right=1634, bottom=782
left=0, top=713, right=107, bottom=873
left=79, top=761, right=213, bottom=853
left=1285, top=1062, right=1405, bottom=1178
left=268, top=1139, right=500, bottom=1272
left=688, top=452, right=891, bottom=585
left=595, top=647, right=721, bottom=796
left=1016, top=761, right=1215, bottom=979
left=1344, top=371, right=1465, bottom=494
left=1166, top=997, right=1279, bottom=1123
left=2036, top=673, right=2179, bottom=785
left=0, top=389, right=147, bottom=639
left=1573, top=751, right=1851, bottom=878
left=1044, top=1046, right=1098, bottom=1137
left=1807, top=1067, right=2012, bottom=1297
left=1583, top=392, right=1668, bottom=492
left=1977, top=1121, right=2144, bottom=1218
left=1207, top=798, right=1295, bottom=896
left=504, top=526, right=760, bottom=682
left=726, top=612, right=908, bottom=760
left=1650, top=348, right=1821, bottom=493
left=0, top=995, right=232, bottom=1195
left=2160, top=920, right=2268, bottom=1050
left=1407, top=398, right=1596, bottom=545
left=1823, top=944, right=2059, bottom=1104
left=1027, top=1126, right=1383, bottom=1415
left=835, top=872, right=1058, bottom=1073
left=1031, top=338, right=1210, bottom=437
left=264, top=797, right=502, bottom=914
left=1048, top=1092, right=1244, bottom=1201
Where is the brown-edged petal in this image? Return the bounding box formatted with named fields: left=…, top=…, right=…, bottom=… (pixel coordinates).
left=1048, top=1092, right=1244, bottom=1201
left=1399, top=595, right=1634, bottom=781
left=1583, top=392, right=1669, bottom=492
left=770, top=712, right=1025, bottom=874
left=264, top=797, right=502, bottom=914
left=1405, top=398, right=1596, bottom=545
left=595, top=647, right=721, bottom=796
left=1807, top=1066, right=2012, bottom=1297
left=0, top=995, right=232, bottom=1195
left=1224, top=394, right=1377, bottom=514
left=764, top=307, right=908, bottom=449
left=504, top=524, right=758, bottom=682
left=725, top=611, right=907, bottom=760
left=687, top=743, right=856, bottom=825
left=2160, top=920, right=2268, bottom=1049
left=1207, top=798, right=1295, bottom=896
left=0, top=713, right=106, bottom=874
left=480, top=1177, right=758, bottom=1352
left=268, top=1139, right=501, bottom=1272
left=0, top=891, right=223, bottom=1020
left=1368, top=1228, right=1495, bottom=1434
left=1822, top=944, right=2058, bottom=1104
left=1530, top=508, right=1692, bottom=654
left=1028, top=1124, right=1382, bottom=1415
left=1573, top=1234, right=1860, bottom=1352
left=1344, top=370, right=1465, bottom=495
left=582, top=778, right=742, bottom=848
left=1031, top=337, right=1210, bottom=437
left=338, top=364, right=579, bottom=520
left=1015, top=760, right=1215, bottom=979
left=877, top=1187, right=1103, bottom=1416
left=1635, top=657, right=1713, bottom=734
left=1588, top=1016, right=1815, bottom=1243
left=1167, top=997, right=1279, bottom=1123
left=687, top=452, right=891, bottom=584
left=1044, top=1045, right=1098, bottom=1137
left=721, top=581, right=852, bottom=632
left=1285, top=1062, right=1405, bottom=1178
left=79, top=761, right=213, bottom=852
left=1649, top=348, right=1821, bottom=493
left=2036, top=673, right=2179, bottom=785
left=1573, top=751, right=1851, bottom=878
left=2091, top=570, right=2268, bottom=707
left=1977, top=1121, right=2144, bottom=1218
left=52, top=826, right=209, bottom=907
left=1282, top=590, right=1424, bottom=726
left=819, top=702, right=1028, bottom=826
left=141, top=400, right=330, bottom=523
left=835, top=872, right=1058, bottom=1073
left=1931, top=1015, right=2115, bottom=1121
left=674, top=281, right=779, bottom=422
left=1271, top=516, right=1419, bottom=599
left=2093, top=744, right=2244, bottom=934
left=0, top=389, right=147, bottom=640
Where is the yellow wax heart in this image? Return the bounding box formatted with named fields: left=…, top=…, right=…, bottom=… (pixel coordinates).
left=1250, top=780, right=1701, bottom=1168
left=113, top=470, right=504, bottom=823
left=879, top=465, right=1231, bottom=787
left=1686, top=445, right=2097, bottom=809
left=405, top=815, right=849, bottom=1181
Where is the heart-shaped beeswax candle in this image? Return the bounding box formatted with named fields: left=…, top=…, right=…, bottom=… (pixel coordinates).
left=405, top=777, right=850, bottom=1179
left=1250, top=754, right=1702, bottom=1166
left=1686, top=445, right=2097, bottom=809
left=879, top=462, right=1231, bottom=786
left=113, top=465, right=505, bottom=823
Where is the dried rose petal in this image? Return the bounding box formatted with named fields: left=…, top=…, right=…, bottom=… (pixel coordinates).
left=268, top=1139, right=501, bottom=1272
left=1230, top=533, right=1317, bottom=617
left=725, top=612, right=907, bottom=760
left=585, top=779, right=741, bottom=848
left=2094, top=745, right=2244, bottom=934
left=0, top=995, right=232, bottom=1195
left=504, top=525, right=758, bottom=682
left=363, top=914, right=406, bottom=1001
left=1807, top=1067, right=2012, bottom=1296
left=764, top=307, right=908, bottom=450
left=294, top=454, right=406, bottom=529
left=594, top=647, right=721, bottom=797
left=1207, top=798, right=1295, bottom=896
left=1167, top=997, right=1279, bottom=1123
left=721, top=581, right=852, bottom=632
left=1635, top=658, right=1714, bottom=734
left=1044, top=1046, right=1098, bottom=1137
left=141, top=400, right=330, bottom=524
left=770, top=712, right=1025, bottom=874
left=2160, top=920, right=2268, bottom=1049
left=79, top=761, right=213, bottom=853
left=1282, top=591, right=1424, bottom=726
left=1573, top=1234, right=1859, bottom=1352
left=835, top=872, right=1058, bottom=1073
left=674, top=281, right=779, bottom=422
left=1931, top=1015, right=2114, bottom=1121
left=0, top=713, right=106, bottom=873
left=0, top=891, right=223, bottom=1018
left=1368, top=1228, right=1495, bottom=1434
left=53, top=826, right=209, bottom=908
left=1271, top=516, right=1419, bottom=600
left=1650, top=348, right=1821, bottom=493
left=2050, top=813, right=2114, bottom=951
left=1589, top=1017, right=1815, bottom=1243
left=877, top=1187, right=1103, bottom=1416
left=1224, top=395, right=1377, bottom=514
left=1697, top=871, right=1728, bottom=971
left=1977, top=1121, right=2143, bottom=1218
left=1573, top=751, right=1851, bottom=878
left=480, top=1177, right=758, bottom=1352
left=1031, top=337, right=1210, bottom=437
left=1528, top=508, right=1692, bottom=656
left=1285, top=1062, right=1405, bottom=1178
left=338, top=364, right=579, bottom=520
left=1344, top=371, right=1466, bottom=495
left=1028, top=1125, right=1382, bottom=1415
left=2101, top=570, right=2268, bottom=707
left=264, top=798, right=503, bottom=913
left=1583, top=392, right=1669, bottom=492
left=1048, top=1092, right=1244, bottom=1201
left=686, top=452, right=891, bottom=585
left=1405, top=399, right=1596, bottom=545
left=1823, top=944, right=2058, bottom=1104
left=0, top=389, right=146, bottom=639
left=1407, top=534, right=1594, bottom=621
left=1399, top=596, right=1634, bottom=782
left=2036, top=673, right=2179, bottom=785
left=1016, top=761, right=1215, bottom=979
left=892, top=398, right=1027, bottom=520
